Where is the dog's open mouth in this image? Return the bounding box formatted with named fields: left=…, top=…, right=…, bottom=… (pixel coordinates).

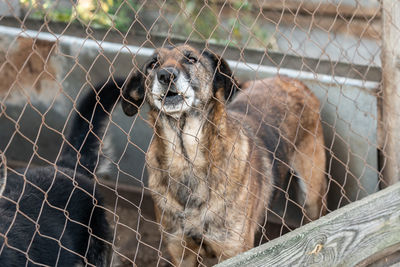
left=152, top=78, right=195, bottom=114
left=162, top=89, right=184, bottom=106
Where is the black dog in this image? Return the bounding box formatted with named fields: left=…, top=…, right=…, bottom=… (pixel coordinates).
left=0, top=79, right=122, bottom=266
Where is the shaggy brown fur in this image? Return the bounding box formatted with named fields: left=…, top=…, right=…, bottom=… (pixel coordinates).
left=120, top=45, right=327, bottom=266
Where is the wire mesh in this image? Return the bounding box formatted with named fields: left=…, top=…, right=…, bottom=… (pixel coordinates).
left=0, top=0, right=392, bottom=266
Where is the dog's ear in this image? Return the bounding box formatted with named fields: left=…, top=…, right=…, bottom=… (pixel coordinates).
left=203, top=51, right=239, bottom=103
left=121, top=71, right=145, bottom=116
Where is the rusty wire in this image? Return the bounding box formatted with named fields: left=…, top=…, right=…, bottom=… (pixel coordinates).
left=0, top=0, right=388, bottom=266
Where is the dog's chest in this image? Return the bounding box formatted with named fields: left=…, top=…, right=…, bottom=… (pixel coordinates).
left=148, top=116, right=221, bottom=224
left=162, top=116, right=206, bottom=166
left=158, top=174, right=227, bottom=241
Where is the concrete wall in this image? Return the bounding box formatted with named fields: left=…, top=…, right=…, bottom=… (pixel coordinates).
left=0, top=0, right=20, bottom=17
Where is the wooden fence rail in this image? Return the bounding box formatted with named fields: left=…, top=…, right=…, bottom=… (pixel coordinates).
left=216, top=182, right=400, bottom=267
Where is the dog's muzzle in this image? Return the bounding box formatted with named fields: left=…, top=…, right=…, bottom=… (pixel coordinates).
left=151, top=67, right=195, bottom=114
left=157, top=67, right=184, bottom=105
left=157, top=67, right=179, bottom=85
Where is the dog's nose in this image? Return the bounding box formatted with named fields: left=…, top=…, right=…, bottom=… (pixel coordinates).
left=157, top=68, right=179, bottom=85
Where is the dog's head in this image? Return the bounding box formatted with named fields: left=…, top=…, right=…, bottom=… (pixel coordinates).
left=121, top=45, right=238, bottom=117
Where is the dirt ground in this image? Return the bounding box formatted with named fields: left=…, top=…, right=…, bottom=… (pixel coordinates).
left=100, top=183, right=172, bottom=266
left=107, top=202, right=171, bottom=266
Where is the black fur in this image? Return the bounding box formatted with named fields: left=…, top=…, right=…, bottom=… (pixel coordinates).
left=0, top=79, right=121, bottom=266
left=58, top=78, right=124, bottom=175
left=203, top=51, right=239, bottom=103
left=0, top=168, right=110, bottom=267
left=121, top=72, right=145, bottom=117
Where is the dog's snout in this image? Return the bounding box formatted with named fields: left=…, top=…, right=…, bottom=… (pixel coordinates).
left=157, top=68, right=179, bottom=85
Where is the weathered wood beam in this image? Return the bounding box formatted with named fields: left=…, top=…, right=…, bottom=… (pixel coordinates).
left=216, top=182, right=400, bottom=266
left=381, top=1, right=400, bottom=187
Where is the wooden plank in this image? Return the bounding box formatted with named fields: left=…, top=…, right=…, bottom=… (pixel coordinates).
left=216, top=182, right=400, bottom=267
left=380, top=1, right=400, bottom=187
left=357, top=244, right=400, bottom=267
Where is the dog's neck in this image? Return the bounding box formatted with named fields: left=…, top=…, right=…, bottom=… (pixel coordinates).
left=149, top=95, right=233, bottom=165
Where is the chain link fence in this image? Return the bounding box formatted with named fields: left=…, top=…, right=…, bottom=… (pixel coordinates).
left=0, top=0, right=396, bottom=266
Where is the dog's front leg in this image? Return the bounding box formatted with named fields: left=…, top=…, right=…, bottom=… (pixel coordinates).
left=153, top=202, right=200, bottom=266
left=166, top=236, right=201, bottom=267
left=205, top=226, right=255, bottom=264
left=205, top=239, right=250, bottom=264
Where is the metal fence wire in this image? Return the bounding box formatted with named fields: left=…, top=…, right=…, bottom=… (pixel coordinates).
left=0, top=0, right=395, bottom=266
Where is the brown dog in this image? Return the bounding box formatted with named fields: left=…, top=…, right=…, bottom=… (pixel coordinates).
left=120, top=45, right=327, bottom=266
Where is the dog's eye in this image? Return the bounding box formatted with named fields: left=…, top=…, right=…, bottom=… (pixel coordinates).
left=147, top=59, right=159, bottom=70
left=185, top=56, right=198, bottom=64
